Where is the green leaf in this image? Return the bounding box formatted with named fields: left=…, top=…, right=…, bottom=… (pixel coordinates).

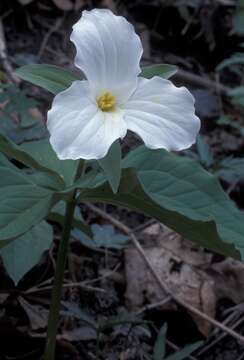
left=98, top=140, right=121, bottom=193
left=216, top=53, right=244, bottom=71
left=141, top=64, right=178, bottom=80
left=0, top=240, right=12, bottom=250
left=228, top=86, right=244, bottom=97
left=233, top=0, right=244, bottom=35
left=73, top=169, right=106, bottom=190
left=0, top=83, right=48, bottom=143
left=153, top=324, right=167, bottom=360
left=216, top=157, right=244, bottom=183
left=0, top=165, right=54, bottom=241
left=228, top=88, right=244, bottom=109
left=165, top=341, right=202, bottom=360
left=196, top=135, right=214, bottom=168
left=228, top=87, right=244, bottom=107
left=92, top=224, right=129, bottom=248
left=0, top=153, right=16, bottom=169
left=27, top=171, right=65, bottom=191
left=0, top=135, right=64, bottom=189
left=0, top=221, right=53, bottom=285
left=98, top=314, right=150, bottom=332
left=20, top=138, right=79, bottom=186
left=49, top=201, right=93, bottom=238
left=216, top=115, right=244, bottom=136
left=216, top=115, right=233, bottom=126
left=79, top=147, right=244, bottom=260
left=15, top=64, right=82, bottom=94
left=124, top=147, right=244, bottom=259
left=50, top=200, right=83, bottom=220
left=73, top=224, right=129, bottom=249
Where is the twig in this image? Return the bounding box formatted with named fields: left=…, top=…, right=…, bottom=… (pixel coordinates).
left=37, top=17, right=64, bottom=60
left=216, top=0, right=235, bottom=4
left=25, top=263, right=121, bottom=297
left=135, top=296, right=172, bottom=315
left=86, top=203, right=244, bottom=345
left=143, top=56, right=228, bottom=95
left=1, top=9, right=13, bottom=21
left=82, top=263, right=121, bottom=285
left=0, top=19, right=20, bottom=84
left=227, top=180, right=238, bottom=195
left=196, top=315, right=244, bottom=356
left=174, top=69, right=228, bottom=95
left=133, top=218, right=156, bottom=233
left=25, top=282, right=106, bottom=294
left=212, top=303, right=244, bottom=336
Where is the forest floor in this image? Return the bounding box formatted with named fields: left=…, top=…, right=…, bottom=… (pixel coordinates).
left=1, top=0, right=244, bottom=359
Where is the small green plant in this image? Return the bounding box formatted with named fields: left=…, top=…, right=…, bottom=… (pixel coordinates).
left=73, top=224, right=129, bottom=250
left=216, top=40, right=244, bottom=108
left=153, top=324, right=202, bottom=360
left=60, top=307, right=203, bottom=360
left=216, top=115, right=244, bottom=137
left=0, top=83, right=47, bottom=143
left=61, top=302, right=151, bottom=357
left=185, top=135, right=244, bottom=184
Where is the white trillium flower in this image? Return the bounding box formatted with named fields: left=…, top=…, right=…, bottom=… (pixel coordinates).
left=47, top=8, right=200, bottom=160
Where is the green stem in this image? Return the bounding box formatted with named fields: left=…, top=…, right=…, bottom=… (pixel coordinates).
left=44, top=197, right=75, bottom=360
left=44, top=161, right=85, bottom=360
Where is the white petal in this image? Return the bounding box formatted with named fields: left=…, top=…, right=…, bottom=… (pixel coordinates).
left=124, top=77, right=200, bottom=151
left=47, top=80, right=127, bottom=160
left=70, top=9, right=143, bottom=103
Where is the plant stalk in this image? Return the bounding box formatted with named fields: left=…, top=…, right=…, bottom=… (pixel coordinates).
left=43, top=197, right=75, bottom=360
left=44, top=161, right=85, bottom=360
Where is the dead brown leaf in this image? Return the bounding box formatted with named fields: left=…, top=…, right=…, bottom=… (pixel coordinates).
left=52, top=0, right=73, bottom=11
left=28, top=107, right=43, bottom=121
left=142, top=223, right=161, bottom=237
left=125, top=235, right=215, bottom=335
left=125, top=225, right=244, bottom=336
left=18, top=296, right=48, bottom=330
left=211, top=259, right=244, bottom=304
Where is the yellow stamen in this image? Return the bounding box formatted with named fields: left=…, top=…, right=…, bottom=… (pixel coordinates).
left=97, top=92, right=116, bottom=112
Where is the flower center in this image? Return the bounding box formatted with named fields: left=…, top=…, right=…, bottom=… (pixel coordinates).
left=97, top=92, right=116, bottom=112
